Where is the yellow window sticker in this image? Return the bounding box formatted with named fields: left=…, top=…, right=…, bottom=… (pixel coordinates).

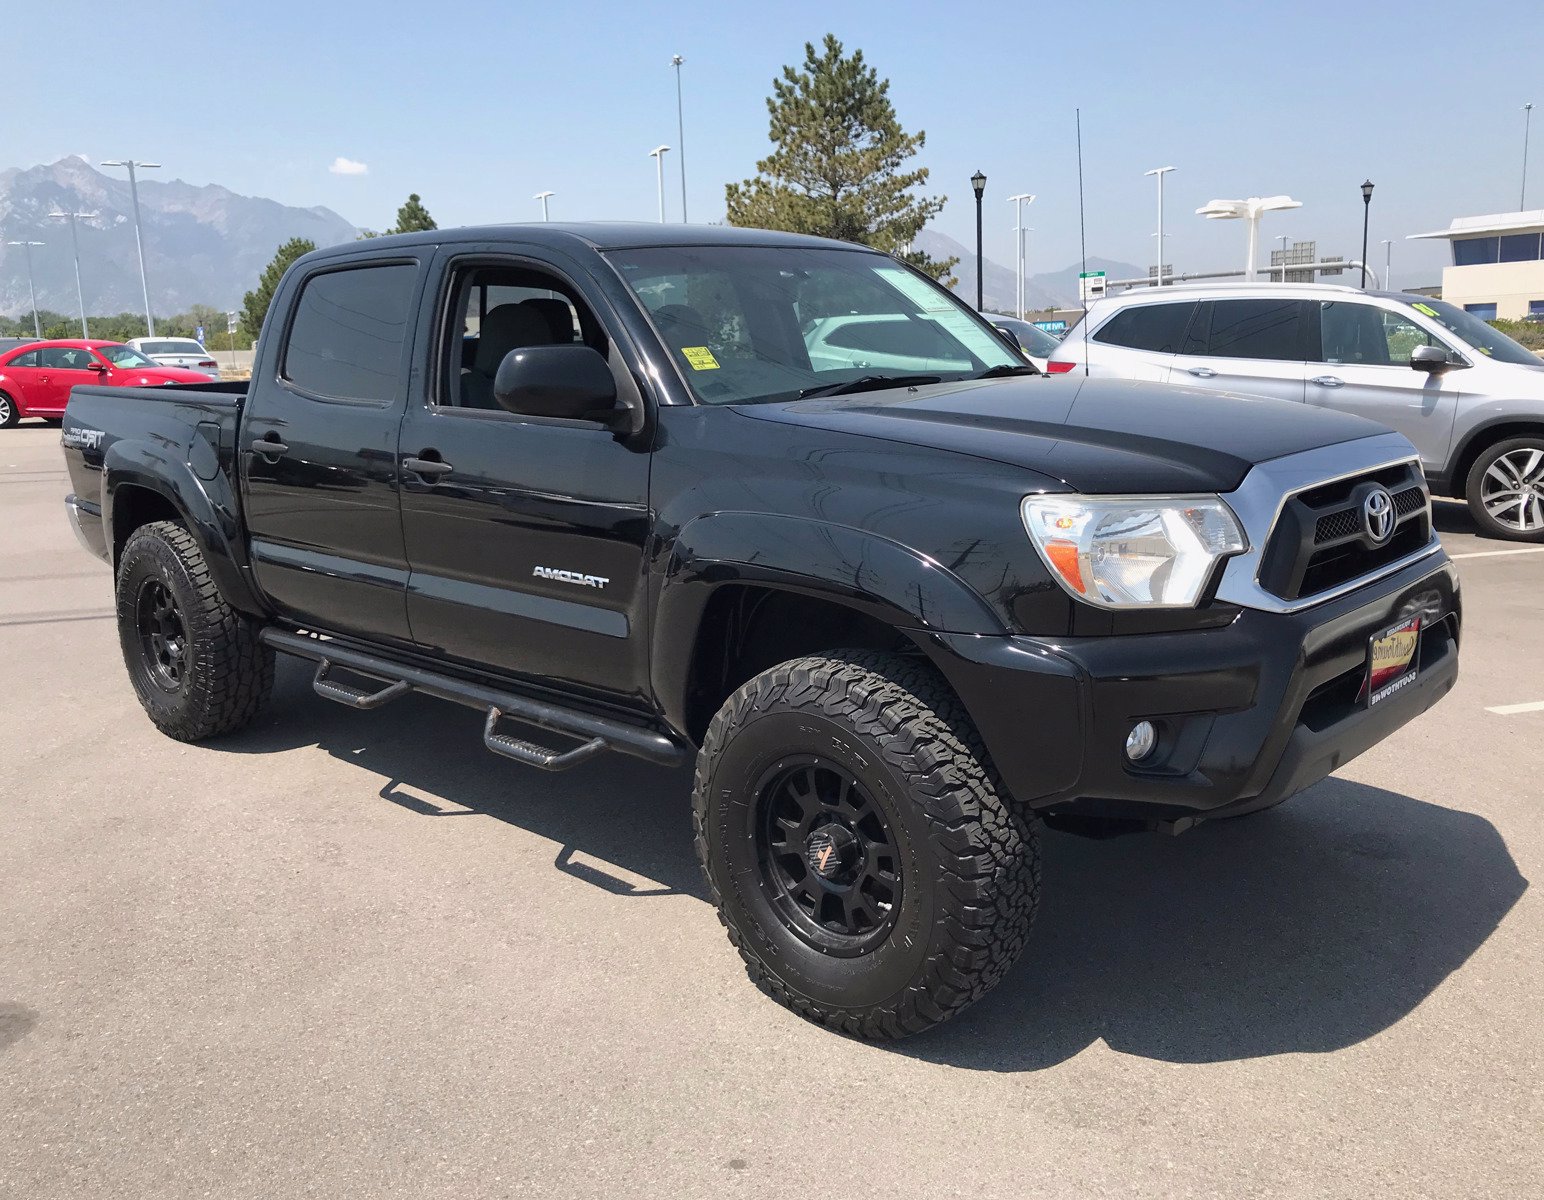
left=1412, top=302, right=1439, bottom=317
left=681, top=346, right=720, bottom=371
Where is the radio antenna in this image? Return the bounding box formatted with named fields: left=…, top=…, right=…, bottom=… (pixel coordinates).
left=1076, top=107, right=1090, bottom=377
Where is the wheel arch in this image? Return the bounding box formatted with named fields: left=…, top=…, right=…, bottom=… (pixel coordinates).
left=1446, top=417, right=1544, bottom=498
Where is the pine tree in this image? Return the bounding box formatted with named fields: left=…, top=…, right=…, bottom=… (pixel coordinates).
left=239, top=238, right=315, bottom=343
left=392, top=193, right=437, bottom=234
left=725, top=35, right=955, bottom=280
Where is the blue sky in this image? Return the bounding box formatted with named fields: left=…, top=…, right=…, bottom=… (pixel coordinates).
left=13, top=0, right=1543, bottom=288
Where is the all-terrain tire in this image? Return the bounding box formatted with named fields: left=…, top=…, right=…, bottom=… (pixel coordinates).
left=1465, top=436, right=1544, bottom=542
left=115, top=520, right=274, bottom=741
left=693, top=650, right=1040, bottom=1039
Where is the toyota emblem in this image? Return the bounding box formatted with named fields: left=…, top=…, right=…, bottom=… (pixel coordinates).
left=1363, top=487, right=1395, bottom=543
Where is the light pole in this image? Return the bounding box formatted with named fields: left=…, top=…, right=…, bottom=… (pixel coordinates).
left=1144, top=166, right=1175, bottom=286
left=5, top=241, right=44, bottom=337
left=971, top=170, right=986, bottom=311
left=1196, top=195, right=1302, bottom=280
left=1007, top=194, right=1034, bottom=318
left=1523, top=102, right=1535, bottom=210
left=49, top=210, right=97, bottom=338
left=1382, top=238, right=1393, bottom=290
left=101, top=159, right=160, bottom=336
left=1278, top=234, right=1290, bottom=282
left=671, top=55, right=688, bottom=222
left=534, top=191, right=554, bottom=221
left=649, top=146, right=671, bottom=222
left=1360, top=180, right=1375, bottom=289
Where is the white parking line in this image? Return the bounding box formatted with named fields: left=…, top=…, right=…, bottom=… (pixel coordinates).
left=1449, top=546, right=1544, bottom=560
left=1485, top=700, right=1544, bottom=715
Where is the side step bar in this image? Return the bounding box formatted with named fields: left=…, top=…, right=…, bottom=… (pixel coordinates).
left=260, top=628, right=686, bottom=772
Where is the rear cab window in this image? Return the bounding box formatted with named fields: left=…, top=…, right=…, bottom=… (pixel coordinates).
left=282, top=261, right=421, bottom=403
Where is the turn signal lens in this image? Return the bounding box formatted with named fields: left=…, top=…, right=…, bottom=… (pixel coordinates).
left=1022, top=494, right=1247, bottom=609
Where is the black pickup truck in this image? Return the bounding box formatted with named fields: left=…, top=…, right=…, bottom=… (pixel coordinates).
left=61, top=224, right=1460, bottom=1038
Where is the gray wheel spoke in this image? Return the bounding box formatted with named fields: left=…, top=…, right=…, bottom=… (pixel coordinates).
left=1486, top=493, right=1524, bottom=518
left=1513, top=448, right=1544, bottom=484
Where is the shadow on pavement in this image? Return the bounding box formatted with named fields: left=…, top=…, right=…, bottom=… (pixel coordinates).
left=1432, top=498, right=1485, bottom=538
left=219, top=658, right=1526, bottom=1072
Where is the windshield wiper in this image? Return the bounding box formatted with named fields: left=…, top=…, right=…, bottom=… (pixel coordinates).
left=972, top=364, right=1040, bottom=379
left=795, top=374, right=943, bottom=400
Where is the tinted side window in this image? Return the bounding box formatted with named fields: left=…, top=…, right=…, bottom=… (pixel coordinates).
left=283, top=263, right=417, bottom=402
left=1093, top=302, right=1195, bottom=352
left=1200, top=299, right=1306, bottom=361
left=41, top=347, right=97, bottom=370
left=10, top=350, right=40, bottom=367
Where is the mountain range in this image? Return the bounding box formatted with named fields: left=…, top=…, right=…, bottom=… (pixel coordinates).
left=0, top=157, right=1136, bottom=319
left=0, top=157, right=359, bottom=317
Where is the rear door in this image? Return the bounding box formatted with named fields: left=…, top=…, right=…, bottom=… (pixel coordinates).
left=1084, top=299, right=1196, bottom=381
left=396, top=245, right=654, bottom=705
left=1307, top=300, right=1460, bottom=474
left=240, top=255, right=428, bottom=645
left=1167, top=297, right=1311, bottom=402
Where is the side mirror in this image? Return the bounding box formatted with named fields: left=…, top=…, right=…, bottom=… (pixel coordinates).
left=493, top=345, right=618, bottom=421
left=88, top=362, right=110, bottom=373
left=1410, top=344, right=1453, bottom=374
left=994, top=325, right=1023, bottom=351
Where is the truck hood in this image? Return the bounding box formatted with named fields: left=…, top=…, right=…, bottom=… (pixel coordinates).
left=737, top=376, right=1393, bottom=494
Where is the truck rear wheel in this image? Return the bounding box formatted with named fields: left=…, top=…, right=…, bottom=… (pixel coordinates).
left=115, top=520, right=274, bottom=741
left=693, top=650, right=1040, bottom=1039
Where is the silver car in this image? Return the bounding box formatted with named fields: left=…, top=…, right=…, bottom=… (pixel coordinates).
left=1056, top=283, right=1544, bottom=540
left=124, top=337, right=221, bottom=380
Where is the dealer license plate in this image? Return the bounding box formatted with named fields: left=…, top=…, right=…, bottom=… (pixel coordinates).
left=1366, top=616, right=1421, bottom=707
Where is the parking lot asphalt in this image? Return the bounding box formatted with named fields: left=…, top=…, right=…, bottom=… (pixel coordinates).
left=1, top=423, right=1539, bottom=1199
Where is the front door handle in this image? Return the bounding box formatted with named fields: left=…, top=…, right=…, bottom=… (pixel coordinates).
left=251, top=436, right=289, bottom=460
left=1310, top=375, right=1345, bottom=388
left=1186, top=367, right=1217, bottom=378
left=403, top=455, right=454, bottom=480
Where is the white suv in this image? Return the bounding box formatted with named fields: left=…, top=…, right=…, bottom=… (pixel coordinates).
left=1054, top=283, right=1544, bottom=540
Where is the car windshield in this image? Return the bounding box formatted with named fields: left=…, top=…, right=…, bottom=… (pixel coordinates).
left=1403, top=298, right=1541, bottom=367
left=99, top=344, right=156, bottom=367
left=141, top=340, right=202, bottom=355
left=606, top=245, right=1022, bottom=404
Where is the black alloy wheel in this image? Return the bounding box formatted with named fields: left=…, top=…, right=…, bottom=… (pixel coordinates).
left=135, top=577, right=188, bottom=690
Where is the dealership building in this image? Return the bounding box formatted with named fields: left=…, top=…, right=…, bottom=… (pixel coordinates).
left=1409, top=210, right=1544, bottom=319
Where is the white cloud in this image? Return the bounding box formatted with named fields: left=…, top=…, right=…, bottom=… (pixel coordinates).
left=329, top=157, right=369, bottom=177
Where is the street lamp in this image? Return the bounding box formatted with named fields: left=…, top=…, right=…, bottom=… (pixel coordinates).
left=649, top=146, right=671, bottom=223
left=971, top=170, right=987, bottom=311
left=1006, top=194, right=1034, bottom=319
left=49, top=210, right=98, bottom=338
left=672, top=55, right=688, bottom=223
left=1523, top=102, right=1535, bottom=210
left=1195, top=195, right=1302, bottom=281
left=534, top=191, right=554, bottom=221
left=1360, top=179, right=1375, bottom=289
left=1382, top=238, right=1394, bottom=291
left=5, top=241, right=44, bottom=337
left=101, top=159, right=160, bottom=336
left=1278, top=234, right=1290, bottom=282
left=1144, top=166, right=1175, bottom=286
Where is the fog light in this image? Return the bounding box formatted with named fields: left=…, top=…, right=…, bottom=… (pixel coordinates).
left=1125, top=720, right=1158, bottom=762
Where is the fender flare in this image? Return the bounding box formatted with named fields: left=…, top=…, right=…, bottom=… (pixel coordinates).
left=651, top=511, right=1006, bottom=735
left=103, top=440, right=267, bottom=618
left=1445, top=412, right=1544, bottom=493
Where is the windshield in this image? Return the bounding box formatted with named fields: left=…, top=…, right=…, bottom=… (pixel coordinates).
left=141, top=340, right=203, bottom=355
left=1403, top=298, right=1542, bottom=366
left=606, top=245, right=1022, bottom=404
left=99, top=344, right=157, bottom=367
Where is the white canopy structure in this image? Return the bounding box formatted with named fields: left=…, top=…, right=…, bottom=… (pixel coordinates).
left=1196, top=195, right=1303, bottom=282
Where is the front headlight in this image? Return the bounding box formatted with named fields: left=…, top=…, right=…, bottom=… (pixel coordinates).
left=1021, top=494, right=1247, bottom=609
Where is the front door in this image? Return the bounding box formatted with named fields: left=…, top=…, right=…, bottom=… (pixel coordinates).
left=240, top=256, right=427, bottom=645
left=397, top=248, right=654, bottom=707
left=37, top=345, right=104, bottom=413
left=1166, top=297, right=1312, bottom=403
left=1307, top=300, right=1460, bottom=475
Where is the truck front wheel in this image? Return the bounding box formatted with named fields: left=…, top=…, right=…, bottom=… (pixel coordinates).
left=115, top=520, right=274, bottom=741
left=693, top=651, right=1040, bottom=1038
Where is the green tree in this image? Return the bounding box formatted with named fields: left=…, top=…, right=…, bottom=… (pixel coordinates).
left=725, top=34, right=954, bottom=281
left=239, top=238, right=315, bottom=343
left=358, top=193, right=439, bottom=239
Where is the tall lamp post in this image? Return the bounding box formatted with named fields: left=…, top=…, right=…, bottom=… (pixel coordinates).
left=649, top=146, right=671, bottom=223
left=101, top=159, right=160, bottom=336
left=1196, top=195, right=1302, bottom=280
left=971, top=170, right=986, bottom=311
left=5, top=241, right=44, bottom=337
left=671, top=55, right=688, bottom=222
left=1360, top=180, right=1375, bottom=289
left=49, top=210, right=97, bottom=338
left=1144, top=166, right=1175, bottom=286
left=1523, top=102, right=1535, bottom=210
left=1278, top=234, right=1290, bottom=281
left=1382, top=238, right=1393, bottom=290
left=1006, top=193, right=1034, bottom=318
left=534, top=191, right=554, bottom=221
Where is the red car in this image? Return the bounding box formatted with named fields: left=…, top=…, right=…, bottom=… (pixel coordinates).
left=0, top=339, right=215, bottom=427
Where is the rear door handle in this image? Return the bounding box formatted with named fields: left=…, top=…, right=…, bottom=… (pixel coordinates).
left=1310, top=375, right=1344, bottom=388
left=1186, top=367, right=1217, bottom=378
left=251, top=437, right=288, bottom=460
left=403, top=455, right=454, bottom=480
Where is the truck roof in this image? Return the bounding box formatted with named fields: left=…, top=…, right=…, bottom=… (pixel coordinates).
left=304, top=222, right=875, bottom=261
